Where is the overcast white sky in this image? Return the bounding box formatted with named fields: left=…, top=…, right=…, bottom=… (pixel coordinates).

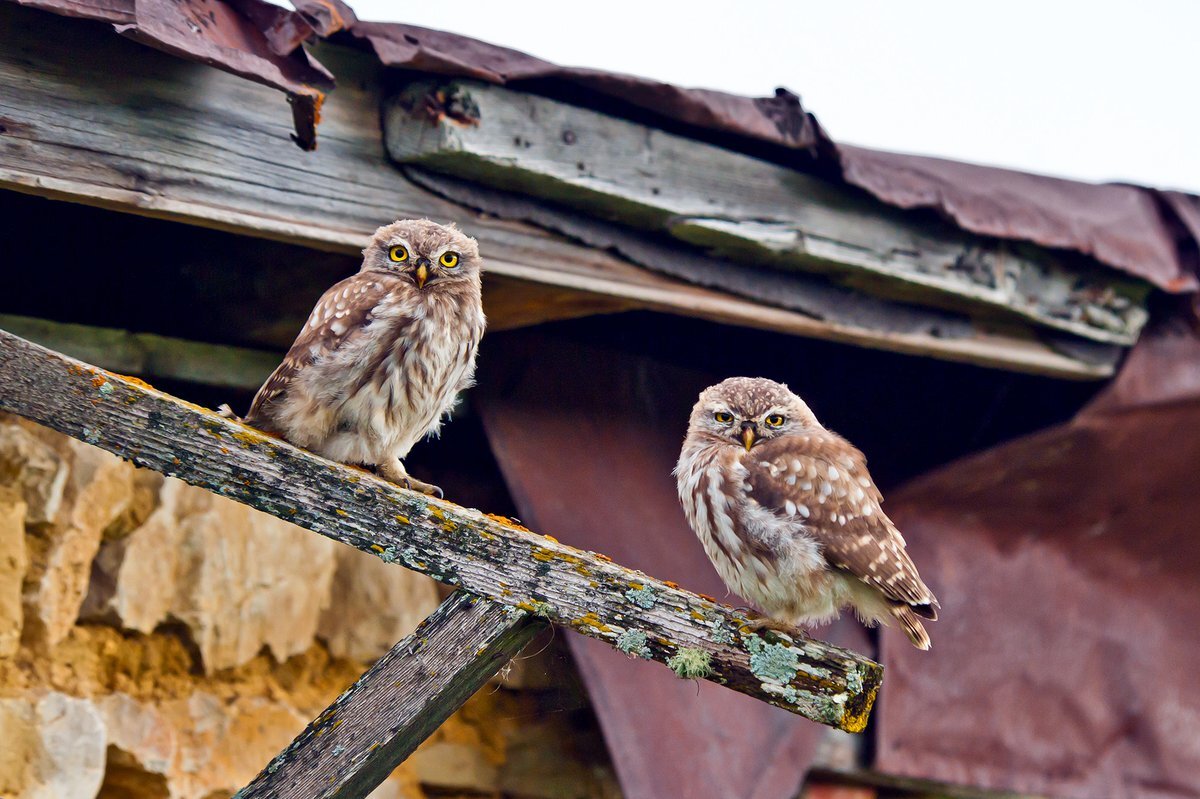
left=347, top=0, right=1198, bottom=192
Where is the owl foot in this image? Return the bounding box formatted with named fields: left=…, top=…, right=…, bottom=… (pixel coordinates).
left=402, top=476, right=444, bottom=499
left=738, top=615, right=810, bottom=644
left=378, top=459, right=443, bottom=498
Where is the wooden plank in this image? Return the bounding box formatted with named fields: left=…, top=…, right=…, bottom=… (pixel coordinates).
left=0, top=314, right=279, bottom=390
left=235, top=590, right=544, bottom=799
left=0, top=328, right=883, bottom=731
left=384, top=79, right=1150, bottom=346
left=0, top=4, right=1112, bottom=378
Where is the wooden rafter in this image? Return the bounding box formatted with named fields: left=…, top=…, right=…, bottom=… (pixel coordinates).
left=384, top=79, right=1149, bottom=346
left=0, top=3, right=1118, bottom=378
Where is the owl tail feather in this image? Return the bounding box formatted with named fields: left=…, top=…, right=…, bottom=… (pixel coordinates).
left=892, top=605, right=931, bottom=650
left=216, top=404, right=243, bottom=422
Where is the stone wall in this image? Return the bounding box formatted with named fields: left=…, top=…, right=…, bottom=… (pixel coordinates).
left=0, top=415, right=620, bottom=799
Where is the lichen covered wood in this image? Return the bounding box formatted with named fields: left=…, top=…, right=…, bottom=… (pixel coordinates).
left=0, top=329, right=883, bottom=731
left=235, top=590, right=544, bottom=799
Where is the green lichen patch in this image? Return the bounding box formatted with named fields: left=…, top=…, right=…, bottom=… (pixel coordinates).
left=616, top=629, right=651, bottom=659
left=709, top=624, right=735, bottom=645
left=624, top=586, right=657, bottom=609
left=667, top=647, right=713, bottom=679
left=747, top=635, right=800, bottom=685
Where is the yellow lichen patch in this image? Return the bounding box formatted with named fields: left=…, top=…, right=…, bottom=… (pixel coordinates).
left=91, top=375, right=108, bottom=389
left=370, top=544, right=385, bottom=554
left=116, top=374, right=156, bottom=390
left=429, top=507, right=446, bottom=521
left=530, top=547, right=586, bottom=567
left=334, top=509, right=348, bottom=517
left=840, top=683, right=879, bottom=734
left=663, top=581, right=679, bottom=589
left=229, top=428, right=279, bottom=451
left=573, top=613, right=612, bottom=634
left=698, top=593, right=718, bottom=604
left=593, top=552, right=612, bottom=562
left=395, top=515, right=411, bottom=525
left=543, top=534, right=558, bottom=544
left=484, top=513, right=531, bottom=532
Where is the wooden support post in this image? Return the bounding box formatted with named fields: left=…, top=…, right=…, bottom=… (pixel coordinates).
left=235, top=590, right=544, bottom=799
left=0, top=329, right=882, bottom=731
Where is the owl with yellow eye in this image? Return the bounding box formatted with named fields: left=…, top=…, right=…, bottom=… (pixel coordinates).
left=235, top=219, right=486, bottom=497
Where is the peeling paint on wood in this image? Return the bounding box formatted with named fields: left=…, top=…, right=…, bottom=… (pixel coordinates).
left=0, top=329, right=883, bottom=731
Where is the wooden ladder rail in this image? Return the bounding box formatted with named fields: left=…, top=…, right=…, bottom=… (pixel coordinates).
left=0, top=328, right=883, bottom=799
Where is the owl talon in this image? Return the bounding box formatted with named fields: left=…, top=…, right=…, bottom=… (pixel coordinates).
left=403, top=476, right=443, bottom=498
left=738, top=616, right=809, bottom=644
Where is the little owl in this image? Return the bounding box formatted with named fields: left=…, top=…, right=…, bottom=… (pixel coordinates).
left=236, top=219, right=485, bottom=497
left=675, top=377, right=939, bottom=649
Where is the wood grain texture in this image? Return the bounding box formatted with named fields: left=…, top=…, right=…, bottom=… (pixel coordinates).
left=0, top=328, right=883, bottom=730
left=384, top=79, right=1149, bottom=346
left=0, top=3, right=1111, bottom=378
left=235, top=591, right=543, bottom=799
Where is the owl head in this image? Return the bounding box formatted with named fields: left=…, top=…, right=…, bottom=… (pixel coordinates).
left=687, top=377, right=821, bottom=451
left=361, top=219, right=482, bottom=290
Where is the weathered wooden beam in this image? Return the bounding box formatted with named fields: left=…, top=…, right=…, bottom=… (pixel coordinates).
left=0, top=329, right=883, bottom=730
left=0, top=4, right=1114, bottom=378
left=384, top=79, right=1150, bottom=346
left=0, top=314, right=279, bottom=390
left=236, top=590, right=544, bottom=799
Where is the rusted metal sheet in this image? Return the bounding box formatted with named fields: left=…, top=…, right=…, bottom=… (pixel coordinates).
left=346, top=21, right=825, bottom=150
left=342, top=18, right=1199, bottom=295
left=11, top=0, right=131, bottom=23
left=475, top=330, right=872, bottom=799
left=11, top=0, right=1200, bottom=290
left=876, top=320, right=1200, bottom=799
left=837, top=145, right=1200, bottom=294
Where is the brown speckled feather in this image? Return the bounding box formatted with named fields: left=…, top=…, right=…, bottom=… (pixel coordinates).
left=746, top=434, right=938, bottom=618
left=246, top=274, right=398, bottom=426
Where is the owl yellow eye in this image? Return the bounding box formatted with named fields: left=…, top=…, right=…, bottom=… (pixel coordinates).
left=713, top=411, right=733, bottom=424
left=765, top=414, right=785, bottom=428
left=439, top=252, right=460, bottom=268
left=388, top=245, right=409, bottom=263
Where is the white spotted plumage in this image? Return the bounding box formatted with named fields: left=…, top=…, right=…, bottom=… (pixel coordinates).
left=242, top=219, right=485, bottom=496
left=675, top=377, right=939, bottom=649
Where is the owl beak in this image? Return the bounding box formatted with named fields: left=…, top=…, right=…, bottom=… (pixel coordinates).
left=740, top=425, right=756, bottom=451
left=414, top=262, right=429, bottom=289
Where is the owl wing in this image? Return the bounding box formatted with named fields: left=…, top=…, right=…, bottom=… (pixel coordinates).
left=245, top=274, right=395, bottom=424
left=745, top=434, right=938, bottom=618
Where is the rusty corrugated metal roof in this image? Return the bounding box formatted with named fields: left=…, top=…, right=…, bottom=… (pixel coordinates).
left=877, top=318, right=1200, bottom=799
left=12, top=0, right=1199, bottom=295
